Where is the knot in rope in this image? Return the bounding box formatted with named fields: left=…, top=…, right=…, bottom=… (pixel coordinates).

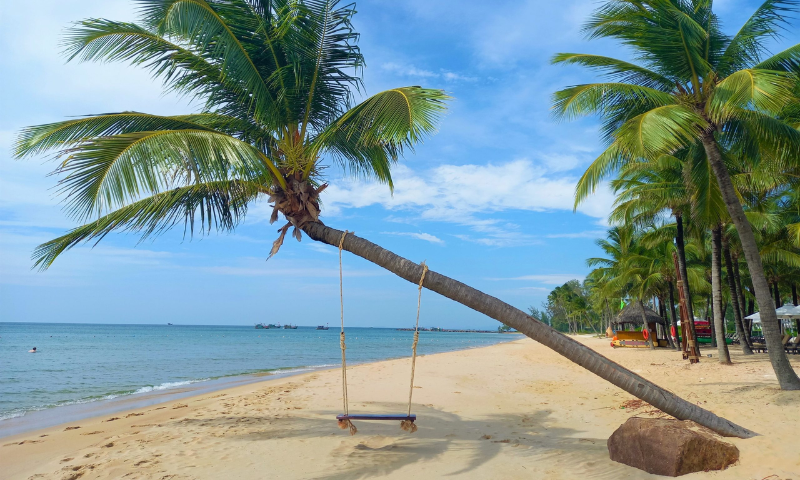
left=340, top=332, right=346, bottom=351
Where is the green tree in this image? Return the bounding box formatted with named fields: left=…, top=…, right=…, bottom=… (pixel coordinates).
left=14, top=0, right=755, bottom=437
left=553, top=0, right=800, bottom=389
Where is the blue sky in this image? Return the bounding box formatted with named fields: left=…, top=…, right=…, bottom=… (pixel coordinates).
left=0, top=0, right=782, bottom=327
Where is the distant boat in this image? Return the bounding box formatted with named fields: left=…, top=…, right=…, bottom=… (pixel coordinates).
left=283, top=324, right=297, bottom=329
left=167, top=323, right=173, bottom=326
left=255, top=323, right=267, bottom=329
left=316, top=324, right=329, bottom=330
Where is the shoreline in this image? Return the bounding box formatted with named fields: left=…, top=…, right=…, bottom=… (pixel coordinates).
left=2, top=336, right=797, bottom=479
left=1, top=334, right=522, bottom=439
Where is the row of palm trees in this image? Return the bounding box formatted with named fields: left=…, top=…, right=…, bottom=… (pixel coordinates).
left=548, top=188, right=799, bottom=356
left=553, top=0, right=800, bottom=389
left=13, top=0, right=798, bottom=434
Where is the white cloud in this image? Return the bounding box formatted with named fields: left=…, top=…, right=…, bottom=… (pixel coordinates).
left=382, top=231, right=444, bottom=244
left=382, top=62, right=438, bottom=78
left=489, top=274, right=584, bottom=284
left=201, top=265, right=383, bottom=278
left=321, top=159, right=614, bottom=224
left=381, top=62, right=477, bottom=82
left=545, top=230, right=606, bottom=239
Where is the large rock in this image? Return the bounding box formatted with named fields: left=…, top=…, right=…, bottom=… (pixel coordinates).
left=607, top=417, right=739, bottom=477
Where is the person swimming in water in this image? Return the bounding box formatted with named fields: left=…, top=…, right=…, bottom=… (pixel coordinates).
left=29, top=347, right=37, bottom=353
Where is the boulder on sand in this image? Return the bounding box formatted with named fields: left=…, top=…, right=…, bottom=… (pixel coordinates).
left=607, top=417, right=739, bottom=477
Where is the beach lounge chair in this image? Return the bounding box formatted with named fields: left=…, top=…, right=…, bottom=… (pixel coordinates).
left=785, top=337, right=800, bottom=354
left=751, top=336, right=767, bottom=353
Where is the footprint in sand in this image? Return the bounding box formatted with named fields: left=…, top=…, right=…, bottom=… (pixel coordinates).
left=64, top=426, right=81, bottom=431
left=103, top=417, right=120, bottom=422
left=80, top=431, right=103, bottom=436
left=4, top=440, right=44, bottom=446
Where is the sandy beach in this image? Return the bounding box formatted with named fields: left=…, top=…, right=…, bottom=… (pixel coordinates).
left=2, top=336, right=798, bottom=480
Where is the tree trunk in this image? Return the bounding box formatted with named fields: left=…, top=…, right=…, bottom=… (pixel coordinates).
left=733, top=256, right=747, bottom=326
left=302, top=222, right=757, bottom=437
left=723, top=240, right=753, bottom=354
left=773, top=281, right=782, bottom=308
left=793, top=284, right=799, bottom=335
left=711, top=227, right=731, bottom=364
left=659, top=296, right=675, bottom=349
left=674, top=214, right=699, bottom=350
left=639, top=300, right=656, bottom=350
left=701, top=134, right=800, bottom=389
left=667, top=281, right=681, bottom=350
left=707, top=294, right=717, bottom=348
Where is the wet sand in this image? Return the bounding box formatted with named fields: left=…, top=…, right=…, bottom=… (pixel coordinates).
left=1, top=336, right=798, bottom=479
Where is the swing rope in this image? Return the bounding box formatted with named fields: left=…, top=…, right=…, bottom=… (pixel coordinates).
left=336, top=230, right=426, bottom=435
left=400, top=262, right=427, bottom=433
left=337, top=231, right=357, bottom=435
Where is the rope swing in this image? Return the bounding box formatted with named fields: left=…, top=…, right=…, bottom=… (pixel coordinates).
left=335, top=230, right=425, bottom=435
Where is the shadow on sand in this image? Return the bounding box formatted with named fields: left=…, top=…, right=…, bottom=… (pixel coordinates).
left=167, top=404, right=623, bottom=479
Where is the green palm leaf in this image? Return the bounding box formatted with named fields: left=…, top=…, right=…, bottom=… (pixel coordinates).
left=15, top=112, right=215, bottom=158
left=551, top=54, right=674, bottom=90
left=32, top=180, right=264, bottom=270
left=718, top=0, right=798, bottom=75
left=614, top=105, right=707, bottom=158
left=708, top=68, right=798, bottom=121
left=312, top=87, right=450, bottom=186
left=54, top=129, right=277, bottom=219
left=754, top=43, right=800, bottom=74
left=138, top=0, right=280, bottom=125
left=551, top=83, right=675, bottom=122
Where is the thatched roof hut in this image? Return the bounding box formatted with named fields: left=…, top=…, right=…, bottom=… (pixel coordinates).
left=613, top=303, right=666, bottom=327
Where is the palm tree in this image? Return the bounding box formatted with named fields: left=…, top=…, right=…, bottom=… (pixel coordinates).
left=588, top=226, right=657, bottom=349
left=14, top=0, right=756, bottom=438
left=610, top=153, right=700, bottom=340
left=553, top=0, right=800, bottom=389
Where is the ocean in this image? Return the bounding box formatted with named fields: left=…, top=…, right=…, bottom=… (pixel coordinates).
left=0, top=323, right=514, bottom=434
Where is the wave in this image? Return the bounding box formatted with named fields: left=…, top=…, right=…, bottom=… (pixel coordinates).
left=0, top=364, right=338, bottom=422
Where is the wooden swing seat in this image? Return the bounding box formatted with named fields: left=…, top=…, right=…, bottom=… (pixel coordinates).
left=337, top=414, right=416, bottom=422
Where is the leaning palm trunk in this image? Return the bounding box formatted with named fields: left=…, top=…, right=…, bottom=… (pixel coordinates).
left=303, top=222, right=757, bottom=438
left=701, top=136, right=800, bottom=389
left=638, top=300, right=656, bottom=350
left=723, top=240, right=752, bottom=355
left=711, top=227, right=732, bottom=364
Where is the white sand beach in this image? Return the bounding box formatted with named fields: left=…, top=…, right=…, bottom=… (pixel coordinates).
left=1, top=336, right=798, bottom=480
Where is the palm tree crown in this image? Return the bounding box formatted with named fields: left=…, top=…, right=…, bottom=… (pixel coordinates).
left=14, top=0, right=449, bottom=268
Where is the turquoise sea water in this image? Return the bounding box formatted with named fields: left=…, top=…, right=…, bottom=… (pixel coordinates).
left=0, top=323, right=513, bottom=423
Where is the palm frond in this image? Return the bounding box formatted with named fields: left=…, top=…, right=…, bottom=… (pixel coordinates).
left=614, top=105, right=708, bottom=158
left=137, top=0, right=280, bottom=125
left=788, top=222, right=800, bottom=246
left=313, top=87, right=449, bottom=184
left=708, top=68, right=798, bottom=121
left=718, top=0, right=798, bottom=75
left=574, top=143, right=629, bottom=209
left=32, top=180, right=264, bottom=270
left=294, top=0, right=364, bottom=135
left=53, top=129, right=276, bottom=219
left=551, top=83, right=675, bottom=122
left=754, top=43, right=800, bottom=74
left=551, top=53, right=674, bottom=90
left=15, top=112, right=215, bottom=158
